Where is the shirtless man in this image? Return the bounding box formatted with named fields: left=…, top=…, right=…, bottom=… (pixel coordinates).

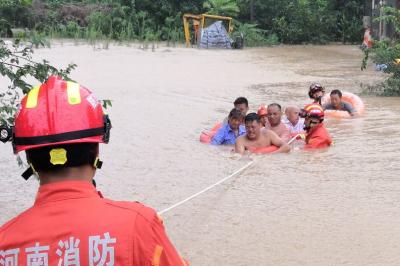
left=235, top=113, right=290, bottom=155
left=264, top=103, right=290, bottom=142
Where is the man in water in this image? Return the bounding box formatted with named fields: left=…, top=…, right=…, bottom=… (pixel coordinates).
left=264, top=103, right=290, bottom=142
left=223, top=97, right=249, bottom=124
left=235, top=113, right=290, bottom=154
left=300, top=104, right=332, bottom=149
left=308, top=82, right=325, bottom=105
left=257, top=104, right=268, bottom=127
left=234, top=96, right=249, bottom=117
left=283, top=105, right=305, bottom=135
left=323, top=89, right=356, bottom=116
left=0, top=76, right=187, bottom=265
left=211, top=108, right=245, bottom=145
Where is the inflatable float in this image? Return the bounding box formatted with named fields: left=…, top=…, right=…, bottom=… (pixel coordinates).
left=247, top=145, right=278, bottom=154
left=200, top=122, right=223, bottom=144
left=321, top=92, right=365, bottom=118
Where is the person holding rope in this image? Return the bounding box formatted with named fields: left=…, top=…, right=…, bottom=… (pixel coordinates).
left=0, top=76, right=188, bottom=265
left=300, top=104, right=332, bottom=149
left=235, top=113, right=290, bottom=154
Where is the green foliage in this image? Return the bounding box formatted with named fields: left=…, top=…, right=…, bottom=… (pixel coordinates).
left=0, top=39, right=76, bottom=125
left=28, top=31, right=51, bottom=48
left=374, top=6, right=400, bottom=38
left=271, top=0, right=336, bottom=44
left=233, top=22, right=277, bottom=47
left=335, top=0, right=364, bottom=43
left=362, top=6, right=400, bottom=96
left=0, top=0, right=365, bottom=44
left=203, top=0, right=240, bottom=17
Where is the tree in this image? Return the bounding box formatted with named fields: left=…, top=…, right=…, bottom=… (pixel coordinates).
left=361, top=6, right=400, bottom=96
left=203, top=0, right=240, bottom=17
left=0, top=39, right=76, bottom=126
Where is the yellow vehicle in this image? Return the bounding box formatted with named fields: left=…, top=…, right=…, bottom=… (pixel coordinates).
left=183, top=13, right=233, bottom=47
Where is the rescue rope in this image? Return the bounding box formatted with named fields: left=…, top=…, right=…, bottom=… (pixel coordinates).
left=288, top=134, right=300, bottom=145
left=158, top=161, right=254, bottom=215
left=158, top=134, right=300, bottom=215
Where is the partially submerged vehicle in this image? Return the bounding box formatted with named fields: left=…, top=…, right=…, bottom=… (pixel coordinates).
left=183, top=13, right=243, bottom=49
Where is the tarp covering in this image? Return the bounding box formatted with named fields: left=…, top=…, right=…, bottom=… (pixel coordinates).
left=199, top=21, right=232, bottom=49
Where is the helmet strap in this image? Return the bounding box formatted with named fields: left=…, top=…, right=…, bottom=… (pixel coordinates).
left=93, top=157, right=103, bottom=169
left=21, top=163, right=38, bottom=180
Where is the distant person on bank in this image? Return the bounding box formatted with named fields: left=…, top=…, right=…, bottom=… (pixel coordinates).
left=235, top=113, right=290, bottom=154
left=211, top=108, right=245, bottom=145
left=283, top=105, right=305, bottom=135
left=263, top=103, right=290, bottom=142
left=323, top=89, right=356, bottom=116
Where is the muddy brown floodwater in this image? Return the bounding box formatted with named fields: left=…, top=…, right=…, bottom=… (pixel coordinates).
left=1, top=43, right=400, bottom=265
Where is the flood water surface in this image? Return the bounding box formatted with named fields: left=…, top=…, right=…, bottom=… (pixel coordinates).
left=1, top=43, right=400, bottom=265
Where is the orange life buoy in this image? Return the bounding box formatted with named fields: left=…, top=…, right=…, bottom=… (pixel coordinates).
left=199, top=122, right=223, bottom=144
left=321, top=92, right=365, bottom=118
left=247, top=145, right=278, bottom=154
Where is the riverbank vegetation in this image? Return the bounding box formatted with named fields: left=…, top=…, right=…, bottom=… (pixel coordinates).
left=362, top=6, right=400, bottom=96
left=0, top=0, right=365, bottom=46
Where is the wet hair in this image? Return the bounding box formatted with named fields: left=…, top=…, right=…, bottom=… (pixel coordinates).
left=234, top=97, right=249, bottom=107
left=228, top=108, right=244, bottom=120
left=267, top=103, right=282, bottom=111
left=330, top=89, right=342, bottom=98
left=244, top=112, right=260, bottom=123
left=26, top=143, right=98, bottom=173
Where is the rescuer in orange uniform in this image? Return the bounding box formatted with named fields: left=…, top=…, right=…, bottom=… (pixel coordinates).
left=0, top=76, right=188, bottom=265
left=308, top=82, right=325, bottom=105
left=300, top=104, right=332, bottom=149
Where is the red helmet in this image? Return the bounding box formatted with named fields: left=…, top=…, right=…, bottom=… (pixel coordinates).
left=300, top=104, right=324, bottom=120
left=257, top=105, right=267, bottom=116
left=308, top=83, right=325, bottom=98
left=13, top=76, right=111, bottom=154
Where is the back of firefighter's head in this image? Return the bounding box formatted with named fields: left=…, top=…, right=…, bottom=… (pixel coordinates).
left=300, top=104, right=324, bottom=132
left=12, top=76, right=111, bottom=180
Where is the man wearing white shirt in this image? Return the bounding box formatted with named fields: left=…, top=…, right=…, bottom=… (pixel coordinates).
left=283, top=105, right=305, bottom=135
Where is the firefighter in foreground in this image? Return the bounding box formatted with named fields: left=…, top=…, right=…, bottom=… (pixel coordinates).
left=300, top=104, right=332, bottom=149
left=0, top=76, right=188, bottom=265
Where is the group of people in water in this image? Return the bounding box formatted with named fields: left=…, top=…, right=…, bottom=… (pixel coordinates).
left=210, top=83, right=359, bottom=154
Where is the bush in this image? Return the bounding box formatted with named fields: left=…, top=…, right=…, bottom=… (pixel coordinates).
left=233, top=22, right=278, bottom=47
left=361, top=6, right=400, bottom=96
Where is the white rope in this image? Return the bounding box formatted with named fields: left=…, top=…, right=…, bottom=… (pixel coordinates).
left=288, top=134, right=300, bottom=145
left=158, top=161, right=254, bottom=215
left=158, top=135, right=300, bottom=215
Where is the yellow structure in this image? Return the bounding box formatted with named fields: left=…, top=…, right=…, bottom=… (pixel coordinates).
left=183, top=13, right=233, bottom=47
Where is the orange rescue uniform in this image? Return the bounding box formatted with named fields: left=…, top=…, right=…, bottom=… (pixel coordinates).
left=304, top=123, right=332, bottom=149
left=0, top=180, right=188, bottom=266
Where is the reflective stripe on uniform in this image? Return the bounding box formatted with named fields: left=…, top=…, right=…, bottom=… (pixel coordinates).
left=152, top=245, right=163, bottom=266
left=67, top=81, right=81, bottom=105
left=26, top=86, right=40, bottom=108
